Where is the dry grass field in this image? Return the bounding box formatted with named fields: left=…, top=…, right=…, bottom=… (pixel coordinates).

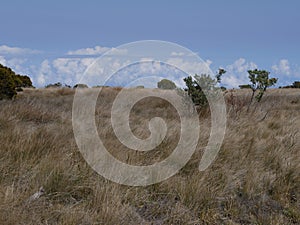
left=0, top=87, right=299, bottom=224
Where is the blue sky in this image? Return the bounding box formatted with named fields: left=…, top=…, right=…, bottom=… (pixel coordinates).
left=0, top=0, right=299, bottom=87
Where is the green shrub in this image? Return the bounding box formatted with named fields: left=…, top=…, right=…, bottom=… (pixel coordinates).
left=280, top=81, right=300, bottom=89
left=157, top=79, right=177, bottom=90
left=73, top=83, right=88, bottom=89
left=247, top=69, right=277, bottom=102
left=45, top=82, right=62, bottom=88
left=183, top=75, right=208, bottom=106
left=183, top=69, right=226, bottom=107
left=239, top=84, right=251, bottom=89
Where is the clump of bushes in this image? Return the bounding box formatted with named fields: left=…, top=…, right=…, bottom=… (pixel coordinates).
left=45, top=82, right=62, bottom=88
left=157, top=79, right=177, bottom=90
left=294, top=81, right=300, bottom=88
left=239, top=84, right=251, bottom=89
left=45, top=82, right=71, bottom=89
left=73, top=83, right=88, bottom=89
left=280, top=81, right=300, bottom=89
left=0, top=63, right=34, bottom=100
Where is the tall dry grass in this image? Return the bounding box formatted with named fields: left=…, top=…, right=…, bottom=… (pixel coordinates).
left=0, top=87, right=299, bottom=224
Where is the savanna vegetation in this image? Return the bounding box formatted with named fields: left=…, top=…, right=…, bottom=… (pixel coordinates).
left=0, top=86, right=299, bottom=224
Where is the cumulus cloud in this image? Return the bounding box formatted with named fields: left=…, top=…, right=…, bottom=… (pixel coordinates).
left=0, top=54, right=29, bottom=75
left=0, top=55, right=7, bottom=65
left=222, top=58, right=258, bottom=88
left=36, top=60, right=52, bottom=86
left=0, top=45, right=40, bottom=55
left=272, top=59, right=291, bottom=75
left=10, top=44, right=215, bottom=87
left=6, top=58, right=28, bottom=72
left=294, top=68, right=300, bottom=79
left=171, top=52, right=185, bottom=57
left=166, top=58, right=212, bottom=76
left=51, top=57, right=97, bottom=85
left=226, top=58, right=257, bottom=73
left=5, top=43, right=298, bottom=89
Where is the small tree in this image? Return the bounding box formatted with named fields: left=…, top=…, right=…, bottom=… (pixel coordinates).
left=0, top=64, right=34, bottom=99
left=183, top=69, right=226, bottom=107
left=183, top=75, right=207, bottom=106
left=248, top=69, right=277, bottom=103
left=157, top=79, right=177, bottom=90
left=216, top=68, right=226, bottom=83
left=0, top=66, right=16, bottom=100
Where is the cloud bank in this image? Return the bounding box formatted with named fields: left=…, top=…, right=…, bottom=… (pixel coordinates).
left=0, top=45, right=299, bottom=88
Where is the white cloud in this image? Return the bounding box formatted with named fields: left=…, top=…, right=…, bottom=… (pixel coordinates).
left=294, top=68, right=300, bottom=80
left=67, top=46, right=110, bottom=55
left=51, top=57, right=96, bottom=85
left=8, top=44, right=298, bottom=89
left=0, top=54, right=29, bottom=75
left=36, top=60, right=52, bottom=86
left=139, top=60, right=162, bottom=74
left=0, top=55, right=7, bottom=65
left=0, top=45, right=40, bottom=55
left=226, top=58, right=257, bottom=73
left=222, top=74, right=247, bottom=88
left=0, top=44, right=216, bottom=87
left=166, top=58, right=212, bottom=76
left=171, top=52, right=185, bottom=57
left=170, top=51, right=198, bottom=57
left=6, top=58, right=27, bottom=73
left=272, top=59, right=290, bottom=75
left=67, top=46, right=127, bottom=56
left=222, top=58, right=258, bottom=88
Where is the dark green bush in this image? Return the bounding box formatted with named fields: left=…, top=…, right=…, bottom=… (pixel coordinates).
left=0, top=64, right=34, bottom=100
left=0, top=65, right=16, bottom=100
left=280, top=81, right=300, bottom=89
left=239, top=84, right=251, bottom=89
left=45, top=82, right=62, bottom=88
left=73, top=83, right=88, bottom=89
